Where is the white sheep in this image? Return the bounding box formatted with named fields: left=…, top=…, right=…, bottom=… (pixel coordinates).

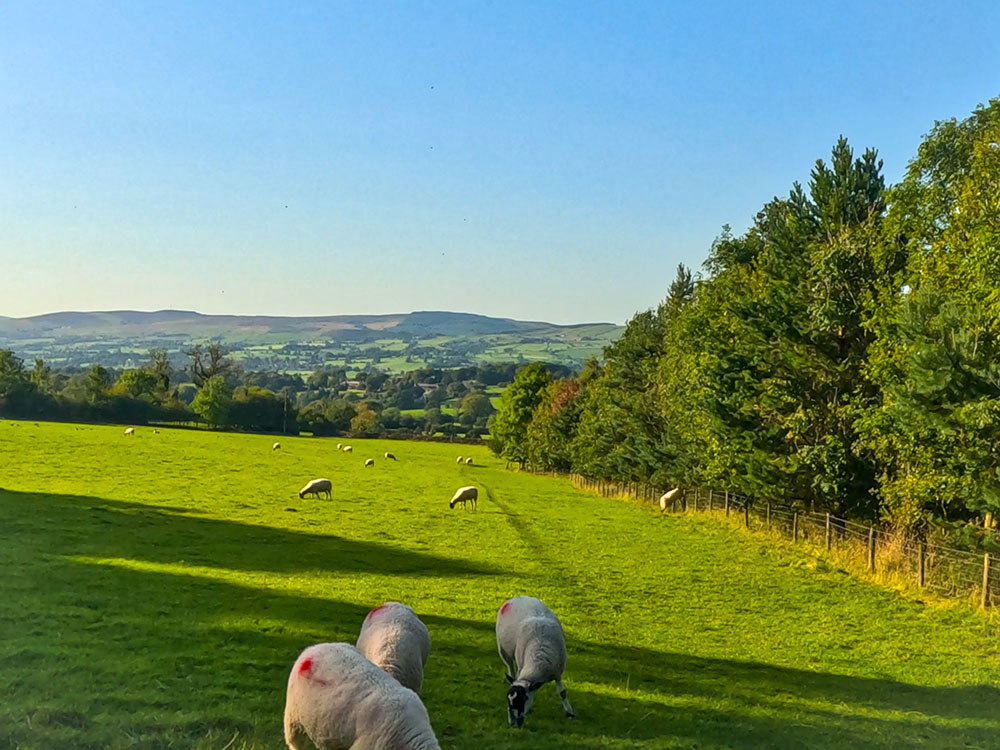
left=123, top=427, right=135, bottom=437
left=495, top=595, right=575, bottom=727
left=337, top=443, right=342, bottom=450
left=449, top=485, right=477, bottom=511
left=343, top=445, right=353, bottom=453
left=152, top=429, right=160, bottom=434
left=456, top=455, right=463, bottom=464
left=365, top=458, right=375, bottom=468
left=299, top=478, right=332, bottom=500
left=356, top=602, right=431, bottom=693
left=385, top=452, right=397, bottom=461
left=273, top=442, right=281, bottom=451
left=465, top=457, right=473, bottom=466
left=659, top=487, right=680, bottom=512
left=284, top=642, right=441, bottom=750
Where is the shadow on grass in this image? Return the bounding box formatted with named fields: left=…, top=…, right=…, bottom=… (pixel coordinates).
left=0, top=489, right=497, bottom=577
left=3, top=488, right=999, bottom=750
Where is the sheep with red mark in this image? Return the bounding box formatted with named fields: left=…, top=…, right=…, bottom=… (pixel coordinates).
left=449, top=485, right=477, bottom=511
left=284, top=642, right=441, bottom=750
left=299, top=478, right=332, bottom=500
left=356, top=602, right=431, bottom=693
left=496, top=595, right=575, bottom=727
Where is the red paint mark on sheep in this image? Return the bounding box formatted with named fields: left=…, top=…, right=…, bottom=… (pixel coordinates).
left=366, top=604, right=387, bottom=620
left=500, top=601, right=511, bottom=615
left=298, top=658, right=313, bottom=675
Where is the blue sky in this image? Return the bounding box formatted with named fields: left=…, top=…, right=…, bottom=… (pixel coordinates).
left=1, top=1, right=998, bottom=324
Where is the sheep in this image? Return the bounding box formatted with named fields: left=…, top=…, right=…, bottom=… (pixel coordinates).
left=449, top=485, right=477, bottom=511
left=495, top=595, right=575, bottom=727
left=299, top=478, right=332, bottom=500
left=337, top=443, right=342, bottom=450
left=284, top=642, right=441, bottom=750
left=659, top=487, right=680, bottom=512
left=343, top=445, right=353, bottom=453
left=365, top=458, right=375, bottom=468
left=273, top=442, right=281, bottom=451
left=456, top=456, right=463, bottom=464
left=356, top=602, right=431, bottom=693
left=465, top=457, right=473, bottom=466
left=123, top=427, right=135, bottom=437
left=385, top=452, right=397, bottom=461
left=152, top=429, right=160, bottom=434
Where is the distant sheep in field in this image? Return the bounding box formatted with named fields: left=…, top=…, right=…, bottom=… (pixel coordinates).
left=456, top=456, right=463, bottom=464
left=659, top=487, right=680, bottom=512
left=273, top=442, right=281, bottom=451
left=356, top=602, right=432, bottom=693
left=299, top=478, right=332, bottom=500
left=123, top=427, right=135, bottom=437
left=152, top=429, right=160, bottom=434
left=365, top=458, right=375, bottom=468
left=449, top=485, right=478, bottom=511
left=337, top=443, right=342, bottom=450
left=343, top=445, right=353, bottom=453
left=496, top=595, right=575, bottom=727
left=284, top=642, right=441, bottom=750
left=385, top=452, right=397, bottom=461
left=465, top=457, right=473, bottom=466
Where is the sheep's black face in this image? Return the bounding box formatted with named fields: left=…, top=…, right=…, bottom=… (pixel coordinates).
left=449, top=500, right=457, bottom=509
left=506, top=683, right=537, bottom=727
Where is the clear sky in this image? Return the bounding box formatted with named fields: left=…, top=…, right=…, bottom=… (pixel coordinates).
left=2, top=2, right=998, bottom=324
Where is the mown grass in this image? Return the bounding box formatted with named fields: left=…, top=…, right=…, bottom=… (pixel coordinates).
left=2, top=421, right=1000, bottom=749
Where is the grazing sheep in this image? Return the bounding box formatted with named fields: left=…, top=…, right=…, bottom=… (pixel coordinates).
left=465, top=457, right=473, bottom=466
left=337, top=443, right=342, bottom=450
left=123, top=427, right=135, bottom=437
left=385, top=452, right=397, bottom=461
left=449, top=485, right=477, bottom=511
left=496, top=595, right=574, bottom=727
left=299, top=478, right=333, bottom=500
left=456, top=456, right=463, bottom=464
left=365, top=458, right=375, bottom=468
left=343, top=445, right=353, bottom=453
left=659, top=487, right=680, bottom=512
left=284, top=642, right=441, bottom=750
left=273, top=442, right=281, bottom=451
left=152, top=429, right=160, bottom=434
left=356, top=602, right=431, bottom=693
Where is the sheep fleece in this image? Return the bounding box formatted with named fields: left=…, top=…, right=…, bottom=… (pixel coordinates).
left=496, top=595, right=567, bottom=683
left=284, top=642, right=440, bottom=750
left=357, top=603, right=432, bottom=693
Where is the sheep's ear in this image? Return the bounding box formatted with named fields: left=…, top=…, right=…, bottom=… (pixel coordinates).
left=505, top=673, right=514, bottom=684
left=528, top=681, right=543, bottom=692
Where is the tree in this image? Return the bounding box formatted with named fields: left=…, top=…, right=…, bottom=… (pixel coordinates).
left=488, top=363, right=551, bottom=465
left=85, top=365, right=113, bottom=403
left=148, top=348, right=172, bottom=395
left=460, top=392, right=495, bottom=422
left=350, top=404, right=379, bottom=436
left=112, top=369, right=159, bottom=400
left=30, top=359, right=54, bottom=394
left=187, top=343, right=237, bottom=388
left=230, top=386, right=287, bottom=432
left=192, top=375, right=233, bottom=427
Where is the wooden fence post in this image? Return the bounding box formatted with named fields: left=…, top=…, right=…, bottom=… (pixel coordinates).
left=918, top=539, right=926, bottom=588
left=825, top=514, right=831, bottom=551
left=744, top=500, right=749, bottom=528
left=867, top=525, right=876, bottom=572
left=766, top=502, right=771, bottom=528
left=709, top=490, right=714, bottom=513
left=724, top=491, right=730, bottom=517
left=792, top=512, right=798, bottom=542
left=982, top=553, right=991, bottom=609
left=682, top=490, right=688, bottom=512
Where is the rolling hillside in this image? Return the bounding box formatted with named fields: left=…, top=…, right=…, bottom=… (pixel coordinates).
left=0, top=309, right=622, bottom=372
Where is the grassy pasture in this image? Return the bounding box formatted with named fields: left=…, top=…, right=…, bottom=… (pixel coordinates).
left=2, top=421, right=1000, bottom=749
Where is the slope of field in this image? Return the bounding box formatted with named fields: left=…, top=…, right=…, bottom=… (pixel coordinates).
left=2, top=421, right=999, bottom=749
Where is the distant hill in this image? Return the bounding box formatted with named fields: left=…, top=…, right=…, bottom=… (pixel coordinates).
left=0, top=309, right=622, bottom=373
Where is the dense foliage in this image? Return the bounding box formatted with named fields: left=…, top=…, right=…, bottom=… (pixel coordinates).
left=493, top=96, right=1000, bottom=534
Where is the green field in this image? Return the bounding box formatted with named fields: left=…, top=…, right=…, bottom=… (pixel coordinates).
left=2, top=421, right=1000, bottom=749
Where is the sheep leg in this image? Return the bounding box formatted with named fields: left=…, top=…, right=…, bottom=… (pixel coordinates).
left=499, top=650, right=517, bottom=682
left=555, top=679, right=575, bottom=718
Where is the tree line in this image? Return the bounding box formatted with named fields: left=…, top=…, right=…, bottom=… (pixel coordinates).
left=489, top=96, right=1000, bottom=536
left=0, top=344, right=566, bottom=439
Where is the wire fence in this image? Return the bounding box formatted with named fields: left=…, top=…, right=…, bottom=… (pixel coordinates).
left=548, top=472, right=1000, bottom=611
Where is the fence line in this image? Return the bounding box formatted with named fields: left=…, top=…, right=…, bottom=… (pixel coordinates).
left=539, top=471, right=1000, bottom=612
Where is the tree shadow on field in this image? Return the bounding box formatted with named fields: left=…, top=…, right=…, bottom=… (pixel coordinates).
left=0, top=489, right=497, bottom=577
